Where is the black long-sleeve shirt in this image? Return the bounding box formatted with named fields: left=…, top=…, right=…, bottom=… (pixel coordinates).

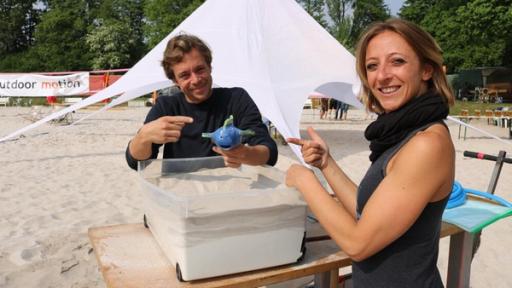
left=126, top=87, right=277, bottom=170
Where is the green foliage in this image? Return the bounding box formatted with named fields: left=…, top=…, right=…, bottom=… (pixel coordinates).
left=0, top=0, right=43, bottom=71
left=143, top=0, right=205, bottom=49
left=399, top=0, right=434, bottom=24
left=0, top=50, right=41, bottom=72
left=451, top=0, right=512, bottom=70
left=400, top=0, right=512, bottom=73
left=29, top=0, right=92, bottom=71
left=87, top=0, right=146, bottom=69
left=450, top=100, right=511, bottom=116
left=3, top=0, right=509, bottom=75
left=86, top=22, right=134, bottom=69
left=503, top=32, right=512, bottom=68
left=0, top=0, right=41, bottom=55
left=326, top=0, right=354, bottom=49
left=296, top=0, right=328, bottom=28
left=351, top=0, right=390, bottom=44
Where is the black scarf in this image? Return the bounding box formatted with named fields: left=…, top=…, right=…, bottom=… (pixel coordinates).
left=364, top=90, right=449, bottom=162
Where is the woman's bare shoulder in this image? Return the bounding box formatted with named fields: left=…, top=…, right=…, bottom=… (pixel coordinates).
left=389, top=123, right=454, bottom=177
left=404, top=123, right=452, bottom=155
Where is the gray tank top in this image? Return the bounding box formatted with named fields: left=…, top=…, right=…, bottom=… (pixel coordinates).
left=352, top=122, right=449, bottom=288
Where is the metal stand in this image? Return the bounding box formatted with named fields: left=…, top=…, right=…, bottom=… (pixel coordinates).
left=457, top=118, right=469, bottom=140
left=447, top=231, right=475, bottom=288
left=314, top=269, right=338, bottom=288
left=486, top=150, right=507, bottom=194
left=461, top=150, right=511, bottom=287
left=462, top=150, right=510, bottom=196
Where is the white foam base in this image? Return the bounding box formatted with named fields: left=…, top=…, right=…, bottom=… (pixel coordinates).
left=146, top=211, right=306, bottom=281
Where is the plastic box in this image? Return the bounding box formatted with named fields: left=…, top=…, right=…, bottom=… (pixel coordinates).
left=138, top=157, right=307, bottom=281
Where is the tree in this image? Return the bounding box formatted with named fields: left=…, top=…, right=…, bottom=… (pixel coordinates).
left=86, top=21, right=135, bottom=69
left=445, top=0, right=512, bottom=70
left=326, top=0, right=354, bottom=48
left=351, top=0, right=390, bottom=45
left=87, top=0, right=145, bottom=69
left=143, top=0, right=205, bottom=49
left=296, top=0, right=328, bottom=28
left=503, top=28, right=512, bottom=68
left=0, top=0, right=41, bottom=55
left=29, top=0, right=92, bottom=71
left=398, top=0, right=435, bottom=24
left=402, top=0, right=512, bottom=72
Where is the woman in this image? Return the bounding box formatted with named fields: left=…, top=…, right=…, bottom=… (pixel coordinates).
left=286, top=19, right=455, bottom=287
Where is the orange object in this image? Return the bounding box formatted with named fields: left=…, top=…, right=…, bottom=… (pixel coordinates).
left=102, top=72, right=110, bottom=88
left=46, top=96, right=57, bottom=104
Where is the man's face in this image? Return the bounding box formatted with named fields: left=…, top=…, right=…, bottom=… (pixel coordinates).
left=172, top=48, right=213, bottom=104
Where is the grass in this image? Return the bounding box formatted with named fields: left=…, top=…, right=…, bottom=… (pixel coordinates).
left=4, top=97, right=49, bottom=106
left=450, top=100, right=512, bottom=115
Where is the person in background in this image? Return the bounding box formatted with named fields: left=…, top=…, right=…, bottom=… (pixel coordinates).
left=328, top=98, right=338, bottom=119
left=46, top=95, right=57, bottom=106
left=320, top=97, right=328, bottom=119
left=126, top=34, right=277, bottom=170
left=334, top=100, right=343, bottom=120
left=340, top=101, right=349, bottom=120
left=286, top=19, right=455, bottom=287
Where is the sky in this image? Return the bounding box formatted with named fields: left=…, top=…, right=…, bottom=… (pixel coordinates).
left=386, top=0, right=405, bottom=16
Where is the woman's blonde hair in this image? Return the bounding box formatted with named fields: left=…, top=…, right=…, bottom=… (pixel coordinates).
left=355, top=18, right=454, bottom=113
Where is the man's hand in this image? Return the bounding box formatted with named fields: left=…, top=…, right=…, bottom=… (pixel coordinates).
left=212, top=145, right=247, bottom=168
left=212, top=143, right=270, bottom=168
left=139, top=116, right=193, bottom=144
left=287, top=127, right=329, bottom=169
left=129, top=116, right=193, bottom=161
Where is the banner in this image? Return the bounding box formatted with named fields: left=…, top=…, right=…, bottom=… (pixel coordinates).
left=0, top=73, right=89, bottom=97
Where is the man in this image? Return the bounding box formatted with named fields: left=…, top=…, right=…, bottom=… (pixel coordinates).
left=334, top=99, right=343, bottom=120
left=126, top=34, right=277, bottom=170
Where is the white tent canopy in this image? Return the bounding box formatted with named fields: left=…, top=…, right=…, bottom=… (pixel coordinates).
left=1, top=0, right=362, bottom=160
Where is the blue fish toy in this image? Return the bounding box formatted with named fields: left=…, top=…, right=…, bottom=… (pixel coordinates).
left=202, top=115, right=255, bottom=150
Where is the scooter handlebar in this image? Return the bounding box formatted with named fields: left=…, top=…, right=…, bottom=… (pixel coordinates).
left=463, top=151, right=512, bottom=164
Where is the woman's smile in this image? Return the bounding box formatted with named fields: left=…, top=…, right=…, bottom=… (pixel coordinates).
left=365, top=31, right=432, bottom=113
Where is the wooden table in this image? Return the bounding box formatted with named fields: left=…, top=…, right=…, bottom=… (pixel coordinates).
left=89, top=221, right=474, bottom=288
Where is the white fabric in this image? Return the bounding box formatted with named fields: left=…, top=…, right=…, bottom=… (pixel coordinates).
left=0, top=0, right=362, bottom=161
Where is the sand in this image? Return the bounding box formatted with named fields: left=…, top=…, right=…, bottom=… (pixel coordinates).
left=0, top=105, right=511, bottom=287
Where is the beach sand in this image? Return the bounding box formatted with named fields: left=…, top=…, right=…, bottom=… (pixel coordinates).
left=0, top=106, right=511, bottom=287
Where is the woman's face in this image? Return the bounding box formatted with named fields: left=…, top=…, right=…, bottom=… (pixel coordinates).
left=365, top=31, right=432, bottom=113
